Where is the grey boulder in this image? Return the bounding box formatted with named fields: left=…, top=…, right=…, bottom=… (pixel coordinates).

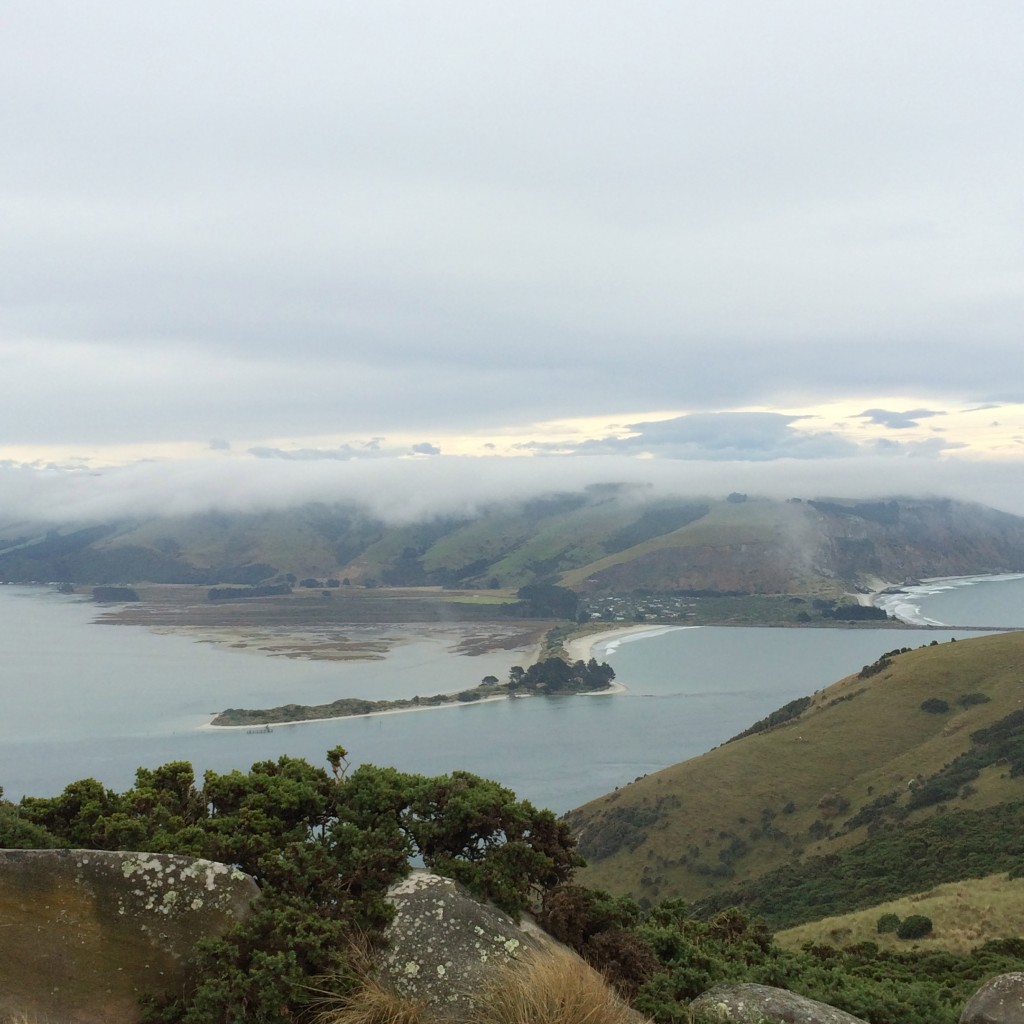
left=0, top=848, right=260, bottom=1024
left=689, top=983, right=870, bottom=1024
left=960, top=972, right=1024, bottom=1024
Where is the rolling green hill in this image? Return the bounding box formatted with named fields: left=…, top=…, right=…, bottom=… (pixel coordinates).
left=3, top=490, right=1024, bottom=596
left=567, top=630, right=1024, bottom=925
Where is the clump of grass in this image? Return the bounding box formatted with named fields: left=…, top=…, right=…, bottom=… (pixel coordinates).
left=467, top=949, right=640, bottom=1024
left=308, top=977, right=428, bottom=1024
left=307, top=937, right=430, bottom=1024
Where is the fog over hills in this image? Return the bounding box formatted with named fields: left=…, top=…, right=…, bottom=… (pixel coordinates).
left=4, top=481, right=1024, bottom=596
left=5, top=450, right=1024, bottom=527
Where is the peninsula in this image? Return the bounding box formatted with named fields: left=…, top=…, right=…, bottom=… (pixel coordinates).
left=208, top=655, right=617, bottom=727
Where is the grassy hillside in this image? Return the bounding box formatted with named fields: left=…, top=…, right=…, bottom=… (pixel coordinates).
left=568, top=630, right=1024, bottom=911
left=560, top=497, right=823, bottom=593
left=4, top=491, right=1024, bottom=594
left=775, top=872, right=1024, bottom=954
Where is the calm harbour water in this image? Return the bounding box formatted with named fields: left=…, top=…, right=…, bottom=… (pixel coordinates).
left=2, top=579, right=1023, bottom=813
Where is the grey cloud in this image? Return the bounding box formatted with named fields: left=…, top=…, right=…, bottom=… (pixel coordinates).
left=246, top=438, right=435, bottom=461
left=856, top=408, right=947, bottom=430
left=523, top=412, right=977, bottom=462
left=2, top=4, right=1024, bottom=448
left=535, top=413, right=861, bottom=461
left=208, top=438, right=231, bottom=451
left=868, top=436, right=966, bottom=456
left=247, top=447, right=357, bottom=461
left=247, top=443, right=392, bottom=461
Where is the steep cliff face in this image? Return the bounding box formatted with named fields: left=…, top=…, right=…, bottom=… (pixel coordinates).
left=804, top=498, right=1024, bottom=588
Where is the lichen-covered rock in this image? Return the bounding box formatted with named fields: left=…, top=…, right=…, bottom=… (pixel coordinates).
left=960, top=972, right=1024, bottom=1024
left=0, top=848, right=260, bottom=1024
left=378, top=870, right=562, bottom=1020
left=689, top=983, right=870, bottom=1024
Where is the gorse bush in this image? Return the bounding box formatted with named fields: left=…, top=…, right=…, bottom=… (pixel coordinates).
left=958, top=692, right=992, bottom=708
left=537, top=885, right=660, bottom=998
left=896, top=915, right=934, bottom=940
left=876, top=913, right=901, bottom=934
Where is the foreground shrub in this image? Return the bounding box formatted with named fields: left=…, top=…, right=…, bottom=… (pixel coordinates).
left=537, top=885, right=659, bottom=998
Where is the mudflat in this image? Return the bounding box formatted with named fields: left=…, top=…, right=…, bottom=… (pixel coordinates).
left=90, top=584, right=551, bottom=661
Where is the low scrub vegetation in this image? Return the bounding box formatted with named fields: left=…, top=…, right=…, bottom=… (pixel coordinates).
left=13, top=751, right=1024, bottom=1024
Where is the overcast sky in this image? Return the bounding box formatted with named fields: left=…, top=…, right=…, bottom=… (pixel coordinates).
left=3, top=3, right=1024, bottom=520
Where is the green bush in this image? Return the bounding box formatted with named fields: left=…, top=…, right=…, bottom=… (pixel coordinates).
left=920, top=698, right=950, bottom=714
left=896, top=914, right=934, bottom=939
left=876, top=912, right=901, bottom=934
left=958, top=692, right=991, bottom=708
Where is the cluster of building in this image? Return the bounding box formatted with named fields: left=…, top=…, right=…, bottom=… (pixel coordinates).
left=577, top=593, right=699, bottom=623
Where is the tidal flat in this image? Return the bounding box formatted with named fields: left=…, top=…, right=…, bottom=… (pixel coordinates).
left=92, top=583, right=551, bottom=661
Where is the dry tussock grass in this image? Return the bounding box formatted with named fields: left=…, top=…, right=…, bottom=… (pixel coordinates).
left=308, top=977, right=428, bottom=1024
left=467, top=948, right=640, bottom=1024
left=310, top=945, right=647, bottom=1024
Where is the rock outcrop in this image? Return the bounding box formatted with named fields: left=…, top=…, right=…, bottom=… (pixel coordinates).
left=689, top=983, right=870, bottom=1024
left=960, top=972, right=1024, bottom=1024
left=0, top=848, right=260, bottom=1024
left=376, top=876, right=647, bottom=1019
left=380, top=870, right=611, bottom=1021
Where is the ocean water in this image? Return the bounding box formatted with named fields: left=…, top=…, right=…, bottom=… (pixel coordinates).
left=1, top=582, right=1020, bottom=813
left=874, top=573, right=1024, bottom=628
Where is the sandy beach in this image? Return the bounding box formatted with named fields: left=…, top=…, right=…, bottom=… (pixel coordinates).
left=564, top=623, right=685, bottom=663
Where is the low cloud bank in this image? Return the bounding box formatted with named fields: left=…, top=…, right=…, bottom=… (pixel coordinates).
left=3, top=452, right=1024, bottom=526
